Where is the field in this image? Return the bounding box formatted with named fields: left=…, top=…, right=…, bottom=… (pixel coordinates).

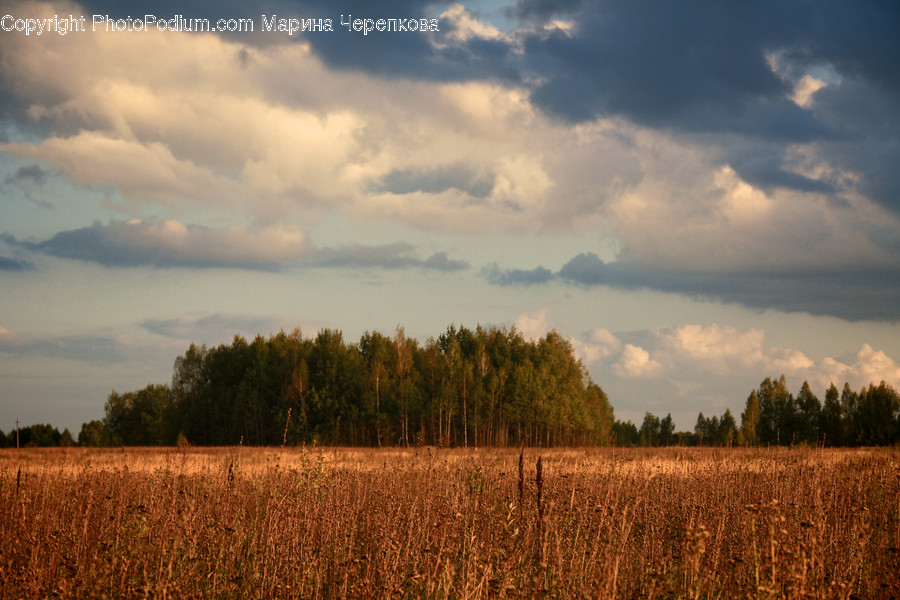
left=1, top=446, right=899, bottom=599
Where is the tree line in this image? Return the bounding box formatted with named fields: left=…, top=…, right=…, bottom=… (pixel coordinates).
left=63, top=325, right=616, bottom=447
left=5, top=333, right=899, bottom=448
left=612, top=375, right=900, bottom=447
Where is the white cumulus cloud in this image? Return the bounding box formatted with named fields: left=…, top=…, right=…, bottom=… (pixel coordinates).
left=613, top=344, right=664, bottom=379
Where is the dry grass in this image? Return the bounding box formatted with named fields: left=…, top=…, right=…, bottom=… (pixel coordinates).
left=1, top=446, right=898, bottom=599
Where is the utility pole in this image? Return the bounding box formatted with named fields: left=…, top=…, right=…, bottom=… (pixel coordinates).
left=16, top=419, right=20, bottom=449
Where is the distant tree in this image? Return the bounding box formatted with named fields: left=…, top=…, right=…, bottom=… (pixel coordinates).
left=393, top=327, right=416, bottom=447
left=613, top=420, right=639, bottom=446
left=795, top=381, right=822, bottom=445
left=675, top=431, right=701, bottom=446
left=60, top=429, right=74, bottom=447
left=757, top=376, right=796, bottom=445
left=719, top=409, right=737, bottom=446
left=359, top=330, right=394, bottom=446
left=855, top=382, right=899, bottom=446
left=740, top=389, right=760, bottom=446
left=21, top=424, right=62, bottom=447
left=820, top=383, right=842, bottom=446
left=93, top=324, right=615, bottom=448
left=694, top=412, right=708, bottom=444
left=78, top=420, right=111, bottom=447
left=639, top=412, right=661, bottom=446
left=103, top=384, right=175, bottom=446
left=659, top=414, right=675, bottom=446
left=840, top=383, right=859, bottom=445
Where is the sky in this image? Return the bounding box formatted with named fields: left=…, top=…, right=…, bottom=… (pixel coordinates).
left=2, top=0, right=900, bottom=435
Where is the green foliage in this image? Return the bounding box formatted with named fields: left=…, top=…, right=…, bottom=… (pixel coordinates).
left=756, top=376, right=796, bottom=445
left=12, top=424, right=63, bottom=447
left=740, top=390, right=760, bottom=446
left=820, top=383, right=842, bottom=446
left=639, top=412, right=661, bottom=446
left=613, top=420, right=639, bottom=446
left=100, top=324, right=615, bottom=447
left=737, top=376, right=900, bottom=447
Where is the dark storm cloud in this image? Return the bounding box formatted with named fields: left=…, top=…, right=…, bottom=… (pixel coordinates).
left=504, top=0, right=584, bottom=23
left=522, top=2, right=819, bottom=135
left=725, top=151, right=834, bottom=194
left=489, top=252, right=900, bottom=322
left=19, top=1, right=900, bottom=146
left=72, top=0, right=517, bottom=84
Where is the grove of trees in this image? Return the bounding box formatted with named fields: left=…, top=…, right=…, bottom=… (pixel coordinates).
left=739, top=375, right=900, bottom=447
left=94, top=325, right=616, bottom=447
left=619, top=375, right=900, bottom=447
left=5, top=326, right=899, bottom=449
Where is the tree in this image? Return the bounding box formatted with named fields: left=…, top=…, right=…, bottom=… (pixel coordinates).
left=90, top=323, right=616, bottom=448
left=855, top=382, right=899, bottom=445
left=20, top=424, right=62, bottom=447
left=393, top=327, right=415, bottom=447
left=639, top=412, right=661, bottom=446
left=840, top=383, right=859, bottom=445
left=585, top=383, right=615, bottom=445
left=659, top=414, right=675, bottom=446
left=78, top=420, right=111, bottom=446
left=719, top=409, right=737, bottom=446
left=757, top=376, right=796, bottom=445
left=60, top=429, right=74, bottom=447
left=795, top=381, right=821, bottom=445
left=740, top=389, right=760, bottom=446
left=820, top=383, right=842, bottom=446
left=359, top=331, right=393, bottom=446
left=613, top=420, right=639, bottom=446
left=694, top=412, right=709, bottom=444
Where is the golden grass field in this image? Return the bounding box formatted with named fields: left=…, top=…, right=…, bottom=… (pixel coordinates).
left=1, top=446, right=899, bottom=599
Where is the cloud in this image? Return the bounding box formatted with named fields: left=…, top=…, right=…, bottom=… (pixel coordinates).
left=306, top=243, right=468, bottom=271
left=571, top=327, right=621, bottom=364
left=814, top=344, right=900, bottom=392
left=0, top=328, right=161, bottom=364
left=2, top=133, right=244, bottom=207
left=514, top=307, right=554, bottom=341
left=663, top=324, right=766, bottom=374
left=11, top=218, right=307, bottom=269
left=657, top=324, right=816, bottom=378
left=374, top=162, right=495, bottom=198
left=491, top=252, right=900, bottom=322
left=4, top=164, right=48, bottom=186
left=613, top=344, right=663, bottom=379
left=505, top=0, right=584, bottom=23
left=8, top=219, right=467, bottom=272
left=2, top=0, right=899, bottom=320
left=573, top=320, right=899, bottom=394
left=0, top=255, right=35, bottom=271
left=0, top=234, right=36, bottom=271
left=484, top=264, right=553, bottom=285
left=421, top=251, right=469, bottom=271
left=141, top=313, right=310, bottom=344
left=1, top=163, right=56, bottom=209
left=0, top=326, right=22, bottom=346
